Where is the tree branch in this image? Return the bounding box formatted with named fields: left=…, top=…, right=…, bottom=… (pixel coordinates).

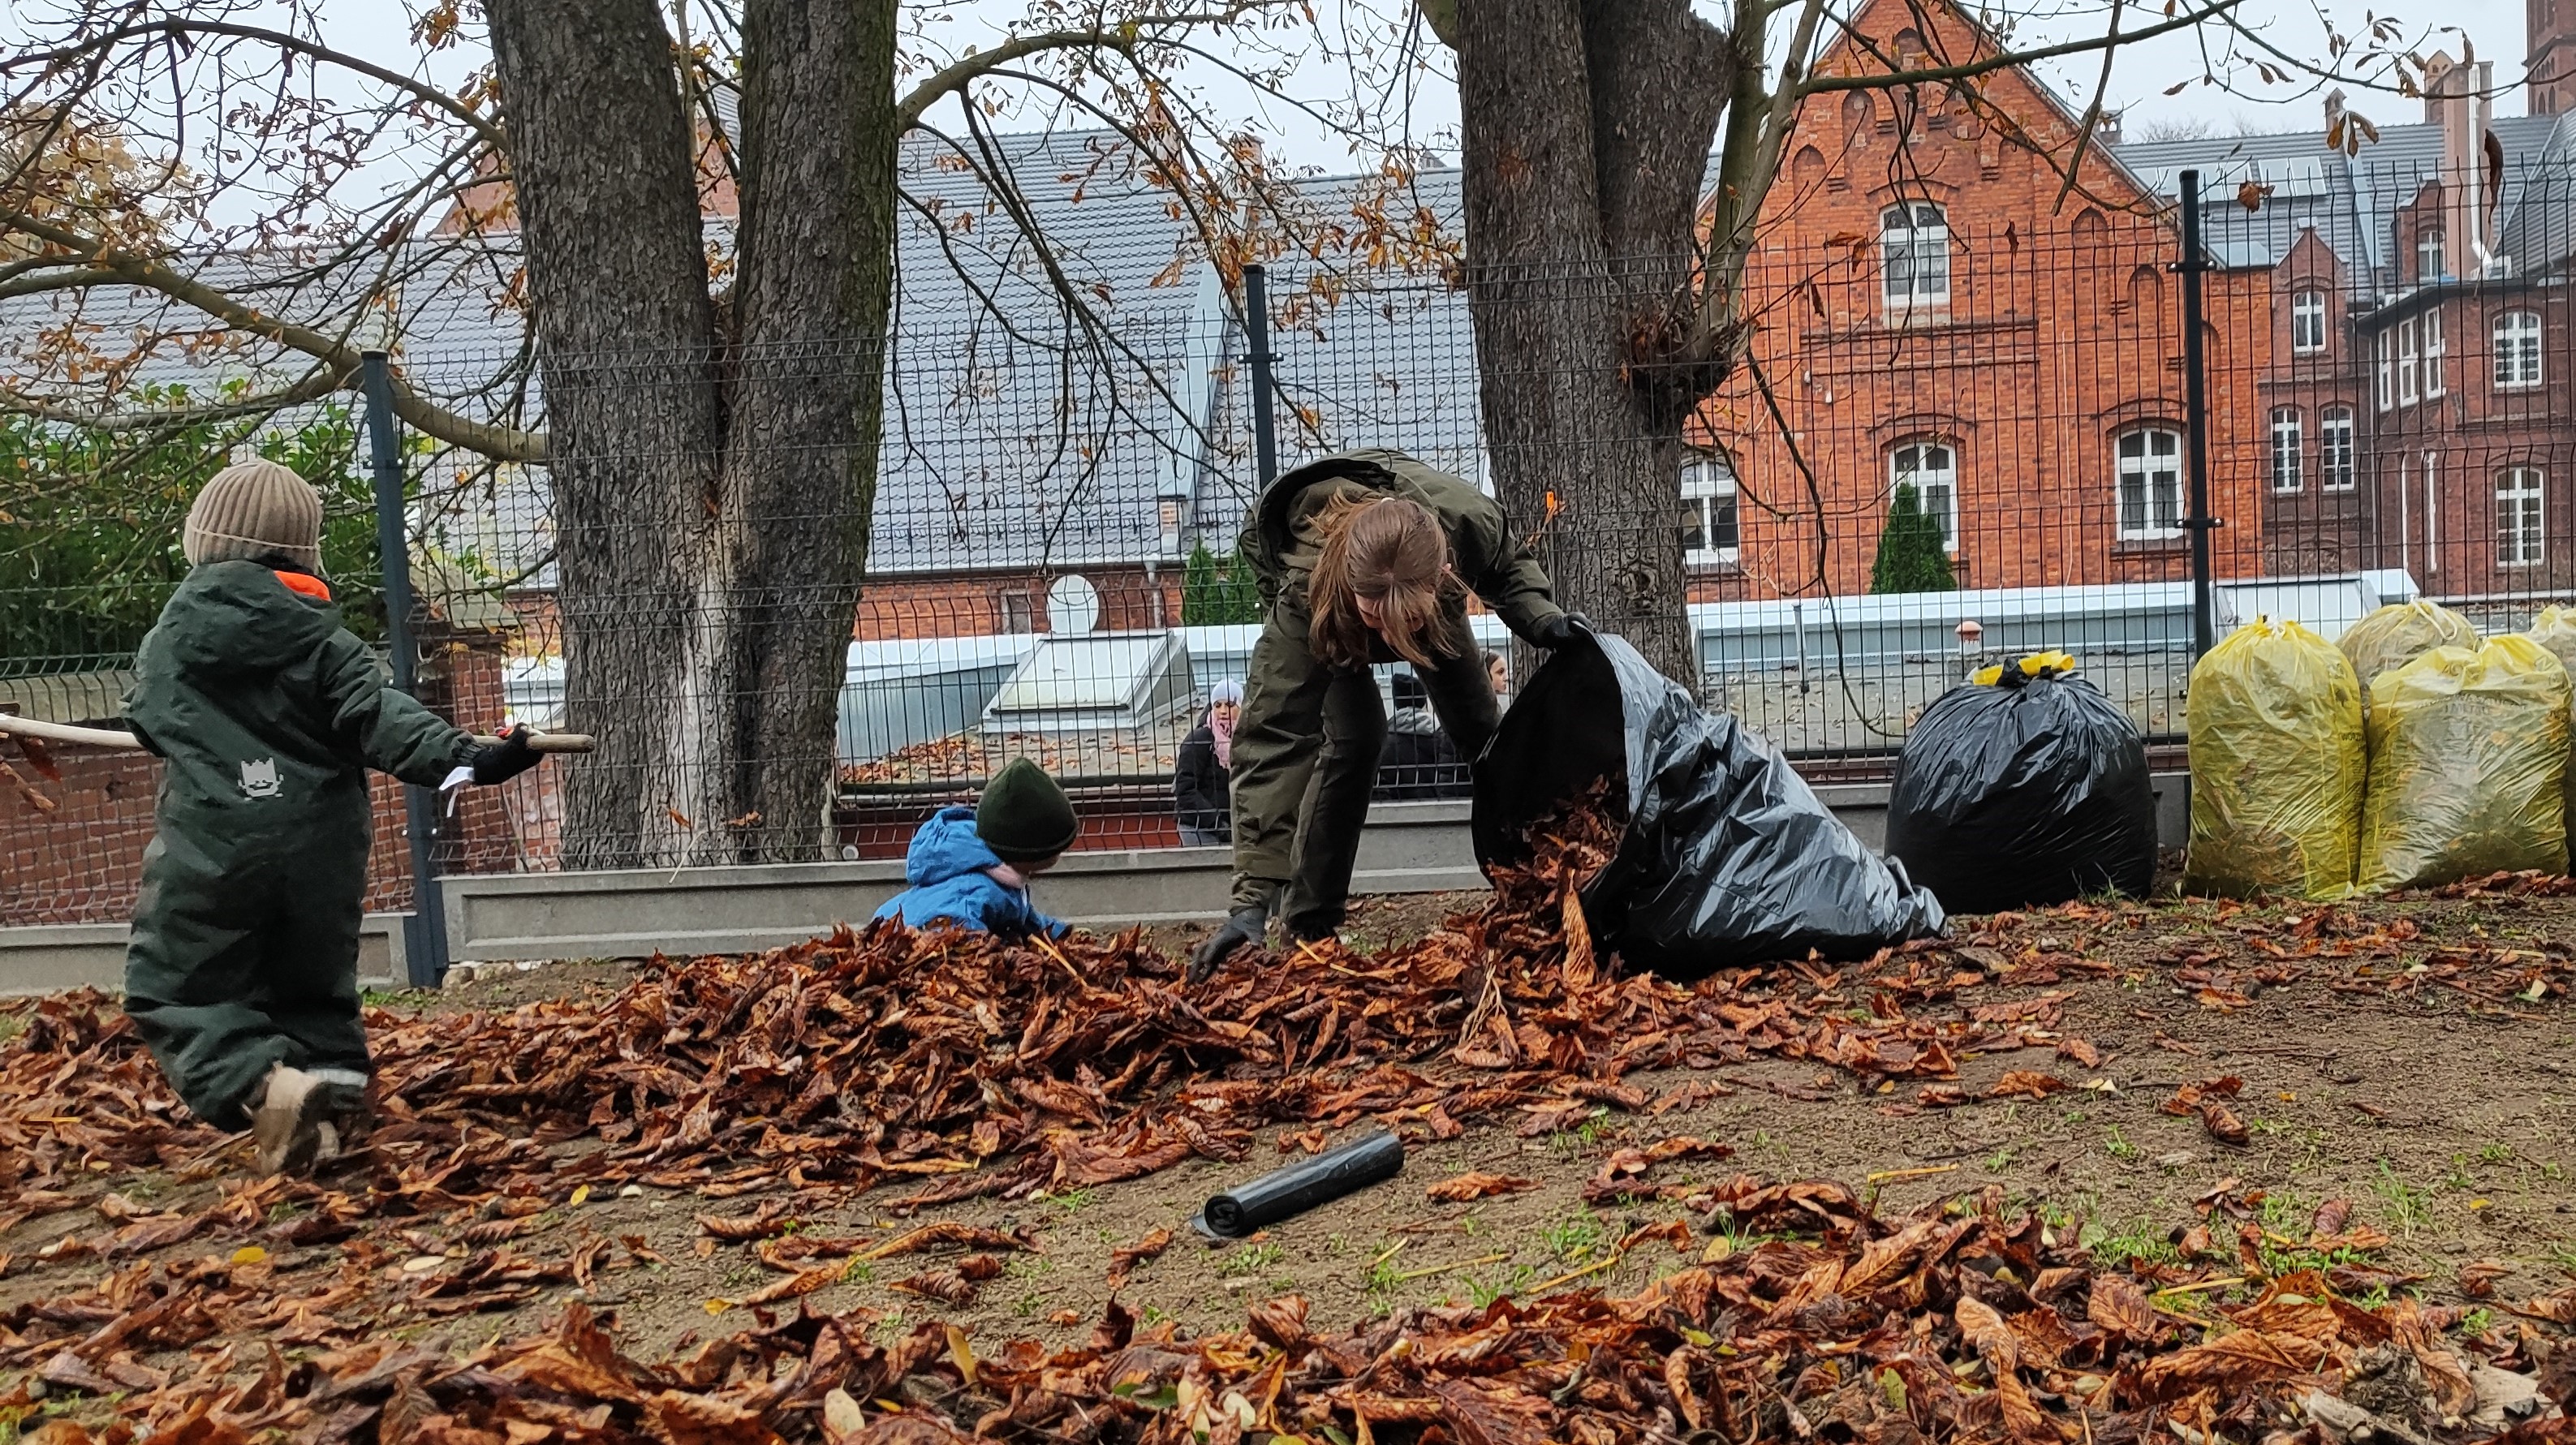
left=0, top=206, right=546, bottom=462
left=0, top=363, right=344, bottom=431
left=1797, top=0, right=2248, bottom=95
left=2054, top=0, right=2127, bottom=213
left=3, top=19, right=507, bottom=155
left=894, top=9, right=1264, bottom=128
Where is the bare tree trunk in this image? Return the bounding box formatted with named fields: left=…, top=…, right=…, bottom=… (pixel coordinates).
left=488, top=0, right=726, bottom=867
left=719, top=0, right=898, bottom=861
left=491, top=0, right=895, bottom=867
left=1455, top=0, right=1734, bottom=688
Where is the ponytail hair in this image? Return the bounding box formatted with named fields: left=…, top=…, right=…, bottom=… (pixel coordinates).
left=1307, top=494, right=1465, bottom=669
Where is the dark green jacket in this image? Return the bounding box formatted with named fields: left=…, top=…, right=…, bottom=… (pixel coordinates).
left=1238, top=449, right=1562, bottom=641
left=123, top=561, right=474, bottom=833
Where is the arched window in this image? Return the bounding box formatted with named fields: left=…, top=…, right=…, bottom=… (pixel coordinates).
left=2499, top=467, right=2546, bottom=567
left=1881, top=202, right=1950, bottom=307
left=1679, top=451, right=1741, bottom=566
left=2071, top=207, right=2108, bottom=237
left=1888, top=440, right=1958, bottom=551
left=2116, top=428, right=2183, bottom=540
left=2496, top=312, right=2544, bottom=389
left=2320, top=406, right=2355, bottom=490
left=2268, top=408, right=2303, bottom=493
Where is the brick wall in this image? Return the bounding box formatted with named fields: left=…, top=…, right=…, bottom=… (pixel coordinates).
left=1695, top=0, right=2270, bottom=596
left=855, top=566, right=1187, bottom=639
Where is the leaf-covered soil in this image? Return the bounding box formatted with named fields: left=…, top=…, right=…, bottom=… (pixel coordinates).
left=6, top=873, right=2576, bottom=1440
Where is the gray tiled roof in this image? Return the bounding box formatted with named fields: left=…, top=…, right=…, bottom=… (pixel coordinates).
left=0, top=129, right=1243, bottom=583
left=2111, top=115, right=2573, bottom=290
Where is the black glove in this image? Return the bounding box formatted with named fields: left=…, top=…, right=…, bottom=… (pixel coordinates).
left=1526, top=611, right=1587, bottom=649
left=1188, top=905, right=1269, bottom=983
left=469, top=725, right=542, bottom=785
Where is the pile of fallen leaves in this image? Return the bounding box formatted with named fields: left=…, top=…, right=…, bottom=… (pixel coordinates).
left=1, top=802, right=2083, bottom=1223
left=13, top=1178, right=2573, bottom=1445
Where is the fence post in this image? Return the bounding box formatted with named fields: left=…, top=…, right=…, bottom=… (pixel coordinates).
left=2178, top=170, right=2218, bottom=660
left=360, top=350, right=450, bottom=990
left=1242, top=264, right=1279, bottom=486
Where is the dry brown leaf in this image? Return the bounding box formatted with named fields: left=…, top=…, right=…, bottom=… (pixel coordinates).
left=1105, top=1227, right=1172, bottom=1289
left=2199, top=1100, right=2251, bottom=1147
left=1425, top=1172, right=1539, bottom=1202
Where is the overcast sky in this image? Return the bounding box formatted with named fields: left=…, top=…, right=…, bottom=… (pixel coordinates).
left=97, top=0, right=2558, bottom=218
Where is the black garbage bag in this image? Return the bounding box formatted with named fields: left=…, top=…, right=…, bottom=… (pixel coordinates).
left=1885, top=659, right=2156, bottom=914
left=1471, top=626, right=1945, bottom=978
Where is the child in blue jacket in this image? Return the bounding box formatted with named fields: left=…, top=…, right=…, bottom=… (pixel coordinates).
left=872, top=757, right=1078, bottom=937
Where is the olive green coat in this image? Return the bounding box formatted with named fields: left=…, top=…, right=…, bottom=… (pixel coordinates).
left=1227, top=450, right=1563, bottom=931
left=122, top=561, right=475, bottom=1129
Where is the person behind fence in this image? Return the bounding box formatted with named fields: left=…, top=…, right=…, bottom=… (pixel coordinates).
left=120, top=459, right=547, bottom=1178
left=872, top=757, right=1079, bottom=938
left=1376, top=670, right=1467, bottom=801
left=1189, top=449, right=1579, bottom=981
left=1484, top=649, right=1510, bottom=708
left=1174, top=678, right=1243, bottom=846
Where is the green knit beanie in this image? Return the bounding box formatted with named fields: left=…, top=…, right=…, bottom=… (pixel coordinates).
left=185, top=459, right=325, bottom=574
left=978, top=757, right=1079, bottom=863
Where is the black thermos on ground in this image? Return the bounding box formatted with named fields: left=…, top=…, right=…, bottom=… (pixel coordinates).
left=1201, top=1130, right=1405, bottom=1236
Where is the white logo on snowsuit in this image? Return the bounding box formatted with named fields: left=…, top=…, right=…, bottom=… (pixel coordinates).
left=239, top=758, right=282, bottom=799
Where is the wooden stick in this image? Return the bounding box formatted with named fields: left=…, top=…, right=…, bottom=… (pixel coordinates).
left=1865, top=1164, right=1962, bottom=1185
left=0, top=712, right=593, bottom=754
left=1523, top=1251, right=1622, bottom=1294
left=2151, top=1275, right=2247, bottom=1299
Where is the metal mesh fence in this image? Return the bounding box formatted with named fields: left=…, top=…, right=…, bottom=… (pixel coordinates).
left=5, top=157, right=2573, bottom=927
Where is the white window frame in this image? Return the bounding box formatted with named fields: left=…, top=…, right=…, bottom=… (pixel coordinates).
left=1887, top=440, right=1959, bottom=553
left=2496, top=311, right=2544, bottom=389
left=2376, top=330, right=2394, bottom=411
left=2290, top=290, right=2328, bottom=354
left=2498, top=466, right=2545, bottom=569
left=2268, top=408, right=2304, bottom=492
left=2320, top=406, right=2356, bottom=491
left=2425, top=450, right=2440, bottom=557
left=2115, top=427, right=2185, bottom=541
left=1679, top=451, right=1741, bottom=567
left=2423, top=307, right=2446, bottom=398
left=2418, top=226, right=2446, bottom=283
left=1880, top=202, right=1951, bottom=308
left=2398, top=318, right=2421, bottom=405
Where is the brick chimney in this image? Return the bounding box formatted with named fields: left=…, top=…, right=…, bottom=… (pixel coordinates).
left=2535, top=0, right=2576, bottom=114
left=2425, top=48, right=2499, bottom=277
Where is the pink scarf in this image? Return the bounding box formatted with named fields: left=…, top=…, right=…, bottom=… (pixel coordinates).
left=1210, top=708, right=1236, bottom=769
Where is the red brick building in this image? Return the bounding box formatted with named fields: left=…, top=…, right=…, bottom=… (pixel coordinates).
left=2122, top=52, right=2576, bottom=604
left=1686, top=0, right=2271, bottom=600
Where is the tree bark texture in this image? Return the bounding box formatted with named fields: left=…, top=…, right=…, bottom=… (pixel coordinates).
left=488, top=0, right=726, bottom=867
left=1456, top=0, right=1736, bottom=688
left=489, top=0, right=894, bottom=866
left=722, top=0, right=898, bottom=861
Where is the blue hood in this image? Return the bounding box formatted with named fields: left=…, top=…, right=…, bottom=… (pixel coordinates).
left=903, top=806, right=1003, bottom=887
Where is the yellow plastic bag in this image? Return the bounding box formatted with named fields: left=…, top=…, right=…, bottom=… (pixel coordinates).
left=2524, top=606, right=2576, bottom=853
left=2184, top=620, right=2365, bottom=899
left=1968, top=651, right=2078, bottom=686
left=2355, top=636, right=2572, bottom=892
left=2339, top=600, right=2479, bottom=688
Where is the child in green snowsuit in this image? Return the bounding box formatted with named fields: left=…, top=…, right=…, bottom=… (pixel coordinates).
left=121, top=460, right=545, bottom=1175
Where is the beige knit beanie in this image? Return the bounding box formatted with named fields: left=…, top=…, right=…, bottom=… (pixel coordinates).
left=183, top=459, right=325, bottom=574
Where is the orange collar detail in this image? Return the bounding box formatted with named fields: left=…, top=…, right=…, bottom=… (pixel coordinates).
left=273, top=570, right=333, bottom=602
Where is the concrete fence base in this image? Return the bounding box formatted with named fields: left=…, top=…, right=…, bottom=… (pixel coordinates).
left=2, top=776, right=2188, bottom=994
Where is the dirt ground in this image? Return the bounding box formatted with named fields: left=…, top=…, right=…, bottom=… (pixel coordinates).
left=6, top=884, right=2576, bottom=1390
